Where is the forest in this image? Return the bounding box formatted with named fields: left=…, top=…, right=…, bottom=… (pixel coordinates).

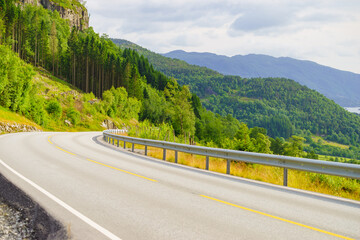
left=113, top=39, right=360, bottom=149
left=1, top=0, right=360, bottom=162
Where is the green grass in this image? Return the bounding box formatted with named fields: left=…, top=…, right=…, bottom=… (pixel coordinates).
left=49, top=0, right=85, bottom=11
left=312, top=136, right=349, bottom=149
left=2, top=67, right=115, bottom=133
left=318, top=154, right=360, bottom=164
left=0, top=106, right=42, bottom=129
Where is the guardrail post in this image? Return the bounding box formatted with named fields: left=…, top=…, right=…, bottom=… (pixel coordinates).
left=132, top=143, right=134, bottom=152
left=145, top=146, right=148, bottom=156
left=175, top=151, right=178, bottom=163
left=102, top=130, right=360, bottom=181
left=206, top=156, right=209, bottom=170
left=226, top=159, right=230, bottom=174
left=283, top=168, right=288, bottom=186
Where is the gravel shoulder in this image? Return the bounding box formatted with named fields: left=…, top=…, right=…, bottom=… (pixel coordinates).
left=0, top=173, right=68, bottom=240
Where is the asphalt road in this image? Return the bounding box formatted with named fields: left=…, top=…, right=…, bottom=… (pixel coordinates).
left=0, top=132, right=359, bottom=240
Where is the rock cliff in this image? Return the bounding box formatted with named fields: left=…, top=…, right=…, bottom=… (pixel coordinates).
left=21, top=0, right=89, bottom=30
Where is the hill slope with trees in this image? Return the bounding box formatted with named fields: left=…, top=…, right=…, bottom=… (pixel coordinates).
left=1, top=0, right=359, bottom=202
left=1, top=1, right=360, bottom=161
left=163, top=50, right=360, bottom=107
left=0, top=0, right=282, bottom=157
left=112, top=39, right=360, bottom=150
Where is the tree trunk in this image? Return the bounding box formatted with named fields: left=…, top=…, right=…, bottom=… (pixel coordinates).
left=34, top=31, right=37, bottom=66
left=73, top=52, right=76, bottom=86
left=86, top=56, right=89, bottom=92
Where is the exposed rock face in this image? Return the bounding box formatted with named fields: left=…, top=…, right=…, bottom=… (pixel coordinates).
left=101, top=119, right=117, bottom=129
left=0, top=122, right=41, bottom=134
left=20, top=0, right=89, bottom=30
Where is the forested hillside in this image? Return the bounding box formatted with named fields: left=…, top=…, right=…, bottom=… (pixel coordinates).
left=163, top=51, right=360, bottom=107
left=1, top=0, right=286, bottom=157
left=2, top=1, right=360, bottom=162
left=1, top=0, right=360, bottom=203
left=112, top=39, right=360, bottom=149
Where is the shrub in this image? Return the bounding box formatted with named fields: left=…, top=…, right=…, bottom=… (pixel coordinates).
left=46, top=100, right=62, bottom=120
left=66, top=107, right=80, bottom=125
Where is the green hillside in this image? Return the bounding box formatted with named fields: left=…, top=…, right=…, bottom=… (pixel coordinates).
left=112, top=39, right=360, bottom=148
left=0, top=0, right=276, bottom=156
left=1, top=0, right=359, bottom=201
left=2, top=1, right=360, bottom=162
left=0, top=44, right=139, bottom=133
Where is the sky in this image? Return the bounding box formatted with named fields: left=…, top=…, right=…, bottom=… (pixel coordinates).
left=85, top=0, right=360, bottom=74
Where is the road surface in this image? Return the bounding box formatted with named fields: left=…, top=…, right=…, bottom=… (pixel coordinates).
left=0, top=132, right=359, bottom=240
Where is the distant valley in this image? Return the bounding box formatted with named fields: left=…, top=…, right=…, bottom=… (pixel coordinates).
left=345, top=107, right=360, bottom=114
left=113, top=38, right=360, bottom=150
left=163, top=50, right=360, bottom=107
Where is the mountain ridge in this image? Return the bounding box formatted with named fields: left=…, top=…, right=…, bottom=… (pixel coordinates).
left=163, top=50, right=360, bottom=107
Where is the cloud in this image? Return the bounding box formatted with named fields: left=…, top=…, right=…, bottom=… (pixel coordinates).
left=230, top=10, right=290, bottom=33
left=85, top=0, right=360, bottom=73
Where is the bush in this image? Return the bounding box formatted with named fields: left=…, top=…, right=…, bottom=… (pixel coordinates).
left=66, top=107, right=80, bottom=125
left=46, top=100, right=62, bottom=120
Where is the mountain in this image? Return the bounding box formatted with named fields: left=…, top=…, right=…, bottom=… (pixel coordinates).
left=163, top=50, right=360, bottom=107
left=0, top=1, right=255, bottom=154
left=112, top=39, right=360, bottom=148
left=2, top=0, right=360, bottom=160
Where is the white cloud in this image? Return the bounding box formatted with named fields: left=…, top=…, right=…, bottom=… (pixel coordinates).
left=86, top=0, right=360, bottom=73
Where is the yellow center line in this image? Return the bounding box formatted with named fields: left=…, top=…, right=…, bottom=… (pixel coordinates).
left=200, top=195, right=354, bottom=240
left=56, top=146, right=77, bottom=156
left=87, top=159, right=157, bottom=182
left=48, top=136, right=53, bottom=144
left=48, top=135, right=156, bottom=182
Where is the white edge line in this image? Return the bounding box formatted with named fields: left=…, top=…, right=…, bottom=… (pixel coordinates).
left=0, top=158, right=122, bottom=240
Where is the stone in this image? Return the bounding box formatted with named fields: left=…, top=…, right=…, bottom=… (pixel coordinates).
left=20, top=0, right=89, bottom=30
left=101, top=119, right=117, bottom=129
left=64, top=120, right=72, bottom=126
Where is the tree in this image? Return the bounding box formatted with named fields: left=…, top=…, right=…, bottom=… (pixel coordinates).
left=168, top=85, right=195, bottom=135
left=270, top=137, right=285, bottom=155
left=235, top=123, right=253, bottom=151
left=284, top=136, right=305, bottom=157
left=50, top=20, right=57, bottom=74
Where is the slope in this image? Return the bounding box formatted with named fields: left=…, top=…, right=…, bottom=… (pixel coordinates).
left=0, top=44, right=138, bottom=133
left=112, top=39, right=360, bottom=148
left=163, top=50, right=360, bottom=107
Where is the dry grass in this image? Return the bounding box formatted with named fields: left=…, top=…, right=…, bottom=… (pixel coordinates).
left=115, top=138, right=360, bottom=201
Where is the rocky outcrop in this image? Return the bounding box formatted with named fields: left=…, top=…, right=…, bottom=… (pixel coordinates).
left=101, top=119, right=117, bottom=129
left=0, top=122, right=41, bottom=134
left=21, top=0, right=89, bottom=30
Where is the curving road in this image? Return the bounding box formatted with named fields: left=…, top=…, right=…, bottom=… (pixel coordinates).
left=0, top=132, right=359, bottom=240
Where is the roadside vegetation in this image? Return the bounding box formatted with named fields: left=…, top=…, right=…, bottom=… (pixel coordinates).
left=0, top=0, right=359, bottom=200
left=116, top=127, right=360, bottom=201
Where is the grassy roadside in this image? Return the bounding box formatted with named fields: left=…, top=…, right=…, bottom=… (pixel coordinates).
left=114, top=136, right=360, bottom=201
left=0, top=107, right=43, bottom=134
left=0, top=107, right=42, bottom=128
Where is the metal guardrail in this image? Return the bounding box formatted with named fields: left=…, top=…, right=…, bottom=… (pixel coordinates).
left=103, top=129, right=360, bottom=186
